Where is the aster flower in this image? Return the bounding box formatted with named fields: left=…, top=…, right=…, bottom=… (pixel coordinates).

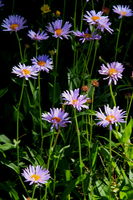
left=46, top=19, right=72, bottom=39
left=0, top=0, right=4, bottom=7
left=27, top=30, right=49, bottom=41
left=22, top=165, right=50, bottom=185
left=83, top=10, right=108, bottom=25
left=31, top=55, right=53, bottom=73
left=12, top=63, right=38, bottom=80
left=61, top=88, right=89, bottom=111
left=73, top=29, right=101, bottom=43
left=42, top=108, right=71, bottom=129
left=98, top=62, right=124, bottom=85
left=96, top=104, right=126, bottom=130
left=97, top=18, right=113, bottom=34
left=1, top=15, right=27, bottom=32
left=112, top=5, right=133, bottom=18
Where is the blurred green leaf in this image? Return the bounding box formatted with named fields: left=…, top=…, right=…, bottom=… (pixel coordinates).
left=0, top=88, right=8, bottom=98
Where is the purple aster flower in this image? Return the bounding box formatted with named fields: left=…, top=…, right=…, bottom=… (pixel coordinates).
left=0, top=0, right=4, bottom=7
left=98, top=62, right=124, bottom=85
left=46, top=19, right=72, bottom=39
left=96, top=104, right=126, bottom=130
left=1, top=15, right=27, bottom=32
left=112, top=5, right=133, bottom=18
left=73, top=29, right=101, bottom=43
left=12, top=63, right=38, bottom=80
left=83, top=10, right=108, bottom=25
left=27, top=30, right=49, bottom=41
left=97, top=18, right=113, bottom=34
left=31, top=55, right=53, bottom=73
left=61, top=88, right=89, bottom=111
left=42, top=108, right=71, bottom=129
left=22, top=165, right=50, bottom=185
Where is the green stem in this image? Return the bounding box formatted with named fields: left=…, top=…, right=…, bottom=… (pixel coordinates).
left=89, top=87, right=95, bottom=147
left=90, top=40, right=98, bottom=76
left=74, top=109, right=86, bottom=200
left=91, top=0, right=94, bottom=10
left=31, top=184, right=37, bottom=200
left=109, top=128, right=112, bottom=199
left=16, top=79, right=25, bottom=166
left=38, top=72, right=43, bottom=155
left=83, top=40, right=94, bottom=74
left=15, top=32, right=24, bottom=62
left=44, top=130, right=58, bottom=200
left=74, top=109, right=83, bottom=174
left=53, top=38, right=60, bottom=106
left=125, top=93, right=133, bottom=124
left=109, top=84, right=116, bottom=106
left=73, top=0, right=77, bottom=30
left=115, top=19, right=122, bottom=61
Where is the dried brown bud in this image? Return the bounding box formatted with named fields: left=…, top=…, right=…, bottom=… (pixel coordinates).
left=81, top=85, right=89, bottom=92
left=91, top=80, right=99, bottom=87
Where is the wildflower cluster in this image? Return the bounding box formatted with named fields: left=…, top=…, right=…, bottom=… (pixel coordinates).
left=0, top=1, right=132, bottom=199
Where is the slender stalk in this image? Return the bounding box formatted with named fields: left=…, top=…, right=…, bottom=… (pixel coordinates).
left=53, top=38, right=60, bottom=106
left=89, top=87, right=95, bottom=148
left=91, top=0, right=94, bottom=10
left=15, top=32, right=24, bottom=62
left=74, top=109, right=83, bottom=174
left=44, top=130, right=58, bottom=200
left=31, top=184, right=37, bottom=200
left=109, top=84, right=116, bottom=106
left=38, top=72, right=43, bottom=155
left=73, top=0, right=77, bottom=30
left=16, top=79, right=25, bottom=166
left=114, top=19, right=122, bottom=61
left=83, top=40, right=94, bottom=74
left=109, top=128, right=112, bottom=199
left=125, top=93, right=133, bottom=125
left=74, top=109, right=86, bottom=200
left=90, top=40, right=99, bottom=76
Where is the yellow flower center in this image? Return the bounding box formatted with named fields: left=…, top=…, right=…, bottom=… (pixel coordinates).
left=52, top=117, right=61, bottom=122
left=37, top=61, right=46, bottom=67
left=84, top=33, right=91, bottom=38
left=91, top=16, right=100, bottom=21
left=108, top=68, right=118, bottom=76
left=105, top=115, right=116, bottom=122
left=22, top=69, right=31, bottom=75
left=31, top=174, right=40, bottom=181
left=72, top=99, right=78, bottom=105
left=120, top=11, right=127, bottom=16
left=10, top=24, right=19, bottom=30
left=55, top=29, right=63, bottom=36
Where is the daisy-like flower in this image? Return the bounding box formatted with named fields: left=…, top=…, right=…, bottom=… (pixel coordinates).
left=1, top=15, right=27, bottom=32
left=97, top=18, right=113, bottom=34
left=46, top=19, right=72, bottom=39
left=61, top=88, right=89, bottom=111
left=112, top=5, right=133, bottom=18
left=96, top=104, right=126, bottom=130
left=83, top=10, right=113, bottom=34
left=31, top=55, right=53, bottom=73
left=73, top=29, right=101, bottom=43
left=98, top=62, right=124, bottom=85
left=42, top=108, right=71, bottom=129
left=83, top=10, right=108, bottom=25
left=12, top=63, right=38, bottom=80
left=27, top=30, right=49, bottom=41
left=0, top=0, right=4, bottom=7
left=22, top=165, right=50, bottom=185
